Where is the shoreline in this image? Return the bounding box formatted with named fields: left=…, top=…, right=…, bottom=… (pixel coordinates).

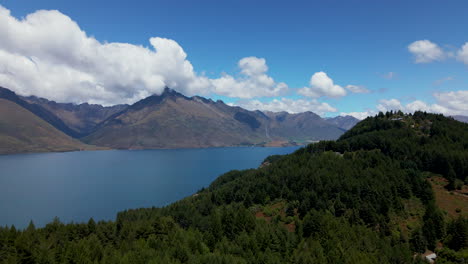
left=0, top=143, right=306, bottom=156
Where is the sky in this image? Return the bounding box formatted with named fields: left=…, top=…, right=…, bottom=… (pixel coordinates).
left=0, top=0, right=467, bottom=118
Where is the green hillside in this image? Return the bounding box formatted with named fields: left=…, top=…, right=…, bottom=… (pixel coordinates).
left=312, top=111, right=468, bottom=190
left=0, top=99, right=98, bottom=155
left=1, top=112, right=466, bottom=263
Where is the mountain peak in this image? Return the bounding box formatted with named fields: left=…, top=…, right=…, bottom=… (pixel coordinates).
left=0, top=86, right=19, bottom=100
left=160, top=87, right=186, bottom=98
left=161, top=87, right=175, bottom=95
left=129, top=87, right=186, bottom=111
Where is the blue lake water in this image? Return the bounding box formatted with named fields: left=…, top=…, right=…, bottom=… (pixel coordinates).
left=0, top=147, right=299, bottom=228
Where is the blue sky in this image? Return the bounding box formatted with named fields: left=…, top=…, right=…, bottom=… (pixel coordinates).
left=0, top=0, right=467, bottom=118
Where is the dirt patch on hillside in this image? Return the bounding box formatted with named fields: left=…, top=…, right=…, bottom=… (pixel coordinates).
left=429, top=176, right=468, bottom=218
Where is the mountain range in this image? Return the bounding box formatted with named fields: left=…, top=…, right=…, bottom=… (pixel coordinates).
left=1, top=86, right=361, bottom=154
left=82, top=88, right=353, bottom=149
left=0, top=95, right=95, bottom=155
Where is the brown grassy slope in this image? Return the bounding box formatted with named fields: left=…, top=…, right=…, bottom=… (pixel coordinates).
left=429, top=176, right=468, bottom=218
left=265, top=111, right=345, bottom=142
left=84, top=95, right=268, bottom=149
left=22, top=96, right=127, bottom=137
left=0, top=99, right=99, bottom=154
left=84, top=89, right=346, bottom=149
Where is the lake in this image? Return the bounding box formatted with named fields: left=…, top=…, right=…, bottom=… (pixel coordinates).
left=0, top=146, right=299, bottom=228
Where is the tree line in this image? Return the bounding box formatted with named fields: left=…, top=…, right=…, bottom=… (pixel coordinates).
left=0, top=111, right=466, bottom=263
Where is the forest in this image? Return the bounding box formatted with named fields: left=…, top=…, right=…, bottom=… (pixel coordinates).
left=0, top=111, right=467, bottom=263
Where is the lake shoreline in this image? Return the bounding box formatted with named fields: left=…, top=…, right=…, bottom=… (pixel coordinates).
left=0, top=142, right=306, bottom=156
left=0, top=146, right=300, bottom=228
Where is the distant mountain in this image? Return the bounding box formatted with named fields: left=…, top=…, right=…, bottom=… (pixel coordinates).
left=264, top=111, right=347, bottom=141
left=22, top=95, right=128, bottom=137
left=453, top=115, right=468, bottom=123
left=0, top=86, right=354, bottom=152
left=83, top=88, right=345, bottom=149
left=0, top=98, right=95, bottom=154
left=325, top=115, right=360, bottom=130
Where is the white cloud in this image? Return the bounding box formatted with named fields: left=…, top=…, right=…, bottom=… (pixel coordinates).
left=238, top=57, right=268, bottom=76
left=340, top=111, right=376, bottom=120
left=298, top=72, right=347, bottom=98
left=408, top=40, right=445, bottom=63
left=408, top=40, right=468, bottom=66
left=210, top=57, right=288, bottom=98
left=457, top=42, right=468, bottom=65
left=376, top=98, right=443, bottom=114
left=404, top=100, right=430, bottom=113
left=232, top=98, right=337, bottom=115
left=402, top=99, right=455, bottom=115
left=341, top=90, right=468, bottom=120
left=376, top=99, right=404, bottom=112
left=374, top=91, right=468, bottom=116
left=0, top=6, right=286, bottom=105
left=433, top=90, right=468, bottom=114
left=345, top=85, right=369, bottom=94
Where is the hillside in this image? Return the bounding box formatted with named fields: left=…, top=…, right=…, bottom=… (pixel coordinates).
left=324, top=111, right=468, bottom=189
left=1, top=112, right=466, bottom=263
left=22, top=96, right=127, bottom=137
left=0, top=99, right=96, bottom=155
left=0, top=86, right=352, bottom=152
left=325, top=115, right=360, bottom=130
left=0, top=87, right=80, bottom=138
left=264, top=111, right=347, bottom=143
left=84, top=88, right=345, bottom=149
left=83, top=89, right=268, bottom=148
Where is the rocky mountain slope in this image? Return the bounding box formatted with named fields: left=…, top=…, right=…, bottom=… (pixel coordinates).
left=0, top=87, right=80, bottom=137
left=0, top=98, right=95, bottom=154
left=325, top=115, right=360, bottom=130
left=0, top=86, right=358, bottom=152
left=22, top=96, right=127, bottom=137
left=83, top=88, right=345, bottom=149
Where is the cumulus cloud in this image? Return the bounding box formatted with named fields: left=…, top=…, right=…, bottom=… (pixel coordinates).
left=404, top=100, right=432, bottom=113
left=403, top=91, right=468, bottom=115
left=339, top=111, right=376, bottom=120
left=433, top=90, right=468, bottom=114
left=375, top=98, right=442, bottom=114
left=298, top=72, right=347, bottom=98
left=457, top=43, right=468, bottom=65
left=408, top=40, right=468, bottom=65
left=232, top=98, right=337, bottom=115
left=345, top=85, right=369, bottom=94
left=375, top=91, right=468, bottom=116
left=408, top=40, right=445, bottom=63
left=340, top=90, right=468, bottom=119
left=376, top=99, right=404, bottom=112
left=239, top=57, right=268, bottom=76
left=210, top=57, right=288, bottom=98
left=0, top=6, right=286, bottom=105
